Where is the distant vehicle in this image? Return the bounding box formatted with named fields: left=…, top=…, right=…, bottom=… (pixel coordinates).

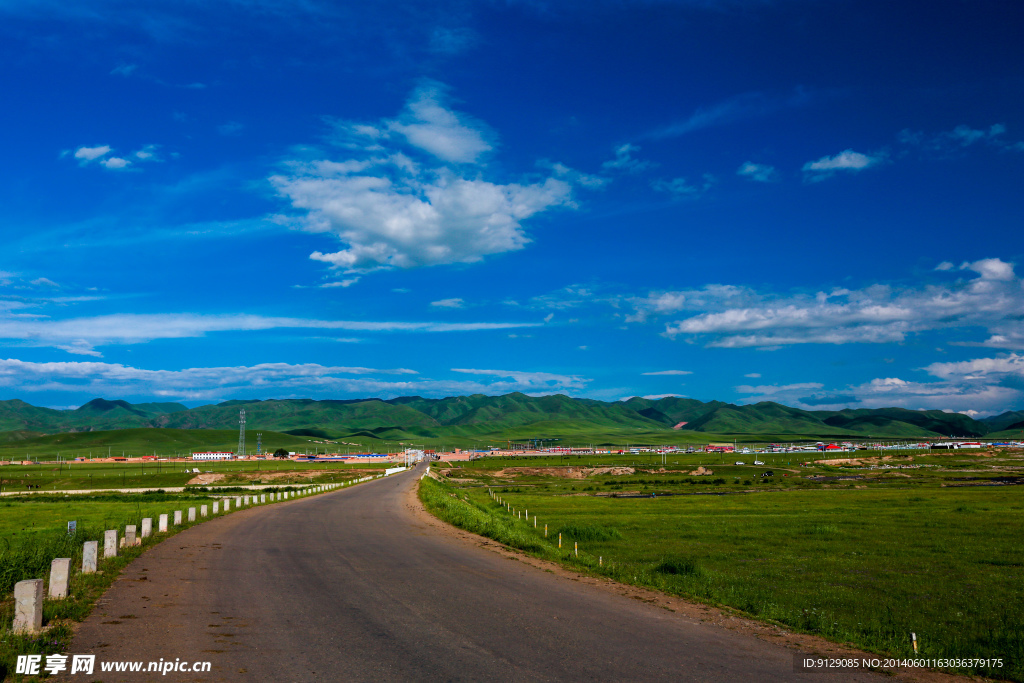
left=734, top=461, right=745, bottom=465
left=754, top=460, right=765, bottom=465
left=762, top=471, right=774, bottom=477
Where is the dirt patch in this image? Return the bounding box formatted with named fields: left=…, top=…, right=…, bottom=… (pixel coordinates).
left=492, top=466, right=634, bottom=479
left=689, top=466, right=714, bottom=476
left=186, top=469, right=379, bottom=486
left=407, top=478, right=969, bottom=683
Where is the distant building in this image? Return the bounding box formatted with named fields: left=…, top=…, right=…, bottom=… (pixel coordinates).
left=192, top=452, right=235, bottom=461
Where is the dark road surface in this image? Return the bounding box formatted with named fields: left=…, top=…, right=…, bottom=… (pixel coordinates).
left=70, top=465, right=882, bottom=681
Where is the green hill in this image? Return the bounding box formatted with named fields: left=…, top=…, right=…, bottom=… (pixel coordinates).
left=0, top=394, right=1014, bottom=443
left=981, top=410, right=1024, bottom=432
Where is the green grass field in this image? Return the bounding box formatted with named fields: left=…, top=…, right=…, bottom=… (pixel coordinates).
left=423, top=448, right=1024, bottom=681
left=0, top=457, right=391, bottom=493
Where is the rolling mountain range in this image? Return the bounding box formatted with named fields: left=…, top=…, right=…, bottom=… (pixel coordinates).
left=0, top=395, right=1021, bottom=441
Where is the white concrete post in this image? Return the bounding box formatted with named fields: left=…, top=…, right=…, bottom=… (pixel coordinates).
left=82, top=541, right=98, bottom=573
left=260, top=494, right=266, bottom=503
left=212, top=501, right=219, bottom=514
left=188, top=507, right=196, bottom=522
left=174, top=510, right=182, bottom=525
left=244, top=495, right=250, bottom=505
left=141, top=518, right=152, bottom=538
left=104, top=529, right=117, bottom=558
left=158, top=514, right=168, bottom=532
left=49, top=558, right=71, bottom=599
left=13, top=579, right=43, bottom=633
left=125, top=525, right=137, bottom=546
left=200, top=505, right=208, bottom=517
left=234, top=496, right=241, bottom=507
left=224, top=499, right=230, bottom=512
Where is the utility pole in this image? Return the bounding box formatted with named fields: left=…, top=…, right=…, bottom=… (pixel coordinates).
left=238, top=409, right=246, bottom=459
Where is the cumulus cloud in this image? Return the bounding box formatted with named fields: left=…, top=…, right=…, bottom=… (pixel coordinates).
left=802, top=149, right=882, bottom=181
left=74, top=145, right=111, bottom=161
left=0, top=312, right=541, bottom=355
left=736, top=161, right=778, bottom=182
left=100, top=157, right=131, bottom=170
left=272, top=83, right=576, bottom=272
left=735, top=361, right=1024, bottom=416
left=653, top=258, right=1021, bottom=350
left=69, top=143, right=160, bottom=170
left=0, top=358, right=588, bottom=401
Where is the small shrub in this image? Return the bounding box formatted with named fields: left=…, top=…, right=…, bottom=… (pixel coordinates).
left=655, top=556, right=701, bottom=576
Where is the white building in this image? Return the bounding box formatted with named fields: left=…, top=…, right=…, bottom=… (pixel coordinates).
left=192, top=452, right=235, bottom=461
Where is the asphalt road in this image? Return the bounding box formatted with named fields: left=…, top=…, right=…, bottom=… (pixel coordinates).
left=69, top=465, right=882, bottom=682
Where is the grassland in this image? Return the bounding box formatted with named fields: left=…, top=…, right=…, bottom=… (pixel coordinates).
left=0, top=456, right=390, bottom=493
left=421, top=448, right=1024, bottom=681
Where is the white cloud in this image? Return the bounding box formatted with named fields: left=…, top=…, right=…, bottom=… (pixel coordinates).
left=450, top=367, right=588, bottom=392
left=923, top=354, right=1024, bottom=382
left=601, top=144, right=652, bottom=173
left=74, top=145, right=111, bottom=161
left=802, top=149, right=882, bottom=180
left=961, top=257, right=1015, bottom=281
left=71, top=144, right=158, bottom=170
left=319, top=278, right=359, bottom=288
left=731, top=354, right=1024, bottom=415
left=656, top=258, right=1022, bottom=350
left=29, top=278, right=59, bottom=287
left=543, top=161, right=608, bottom=189
left=744, top=373, right=761, bottom=378
left=133, top=145, right=158, bottom=160
left=0, top=358, right=593, bottom=401
left=935, top=261, right=955, bottom=271
left=640, top=394, right=686, bottom=400
left=100, top=157, right=131, bottom=170
left=273, top=84, right=575, bottom=272
left=387, top=83, right=492, bottom=164
left=0, top=312, right=542, bottom=355
left=736, top=161, right=777, bottom=182
left=641, top=370, right=692, bottom=376
left=430, top=297, right=464, bottom=308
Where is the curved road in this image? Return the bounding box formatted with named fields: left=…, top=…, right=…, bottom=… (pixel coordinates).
left=70, top=465, right=881, bottom=681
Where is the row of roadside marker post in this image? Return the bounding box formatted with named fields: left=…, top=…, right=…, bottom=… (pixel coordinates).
left=11, top=473, right=388, bottom=634
left=487, top=488, right=602, bottom=568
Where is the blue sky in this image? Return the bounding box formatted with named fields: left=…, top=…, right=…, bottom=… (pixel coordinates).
left=0, top=0, right=1022, bottom=415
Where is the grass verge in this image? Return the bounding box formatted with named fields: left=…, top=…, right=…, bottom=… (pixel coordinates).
left=419, top=475, right=1023, bottom=682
